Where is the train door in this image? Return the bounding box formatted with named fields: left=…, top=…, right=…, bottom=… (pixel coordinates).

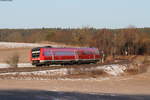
left=77, top=50, right=88, bottom=60
left=43, top=49, right=53, bottom=61
left=78, top=50, right=95, bottom=61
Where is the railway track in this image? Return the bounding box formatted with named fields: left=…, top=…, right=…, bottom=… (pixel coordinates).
left=0, top=60, right=130, bottom=74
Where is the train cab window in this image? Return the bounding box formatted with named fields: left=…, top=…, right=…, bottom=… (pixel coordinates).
left=32, top=52, right=40, bottom=58
left=32, top=48, right=40, bottom=58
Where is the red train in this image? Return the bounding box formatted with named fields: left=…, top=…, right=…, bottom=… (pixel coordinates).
left=30, top=46, right=101, bottom=66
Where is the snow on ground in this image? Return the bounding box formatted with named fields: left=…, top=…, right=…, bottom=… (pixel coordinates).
left=100, top=64, right=127, bottom=76
left=0, top=42, right=64, bottom=48
left=0, top=63, right=34, bottom=68
left=0, top=64, right=127, bottom=77
left=0, top=68, right=68, bottom=76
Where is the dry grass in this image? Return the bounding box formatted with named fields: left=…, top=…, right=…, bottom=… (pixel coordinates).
left=125, top=65, right=147, bottom=75
left=0, top=47, right=31, bottom=63
left=125, top=56, right=150, bottom=75
left=5, top=53, right=20, bottom=68
left=65, top=67, right=107, bottom=79
left=0, top=74, right=60, bottom=80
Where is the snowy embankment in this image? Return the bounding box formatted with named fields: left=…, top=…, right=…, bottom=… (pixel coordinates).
left=100, top=64, right=127, bottom=76
left=0, top=42, right=41, bottom=48
left=0, top=42, right=63, bottom=48
left=0, top=64, right=127, bottom=77
left=0, top=63, right=34, bottom=68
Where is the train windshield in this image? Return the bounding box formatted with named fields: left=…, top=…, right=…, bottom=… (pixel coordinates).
left=31, top=48, right=40, bottom=58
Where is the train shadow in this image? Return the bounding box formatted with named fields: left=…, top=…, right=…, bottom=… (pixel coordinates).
left=0, top=89, right=149, bottom=100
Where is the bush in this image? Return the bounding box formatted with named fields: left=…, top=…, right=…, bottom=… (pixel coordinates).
left=66, top=67, right=107, bottom=78
left=126, top=56, right=150, bottom=74
left=6, top=53, right=19, bottom=68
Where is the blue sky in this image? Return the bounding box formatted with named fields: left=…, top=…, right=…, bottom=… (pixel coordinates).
left=0, top=0, right=149, bottom=29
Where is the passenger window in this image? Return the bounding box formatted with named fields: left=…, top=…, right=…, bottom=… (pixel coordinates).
left=54, top=51, right=75, bottom=56
left=43, top=50, right=52, bottom=56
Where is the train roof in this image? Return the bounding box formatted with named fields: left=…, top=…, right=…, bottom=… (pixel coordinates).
left=32, top=46, right=98, bottom=51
